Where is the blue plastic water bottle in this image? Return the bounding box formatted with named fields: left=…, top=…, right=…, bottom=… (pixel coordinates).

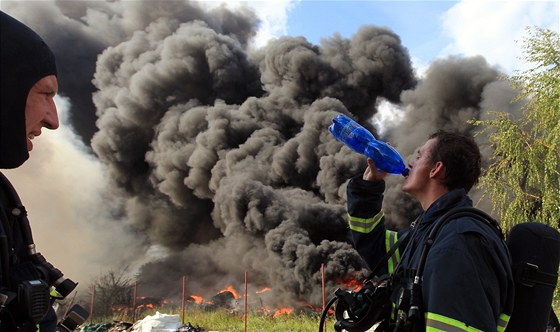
left=328, top=114, right=409, bottom=176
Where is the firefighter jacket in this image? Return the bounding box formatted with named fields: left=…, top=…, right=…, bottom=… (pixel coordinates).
left=0, top=173, right=58, bottom=332
left=346, top=175, right=515, bottom=331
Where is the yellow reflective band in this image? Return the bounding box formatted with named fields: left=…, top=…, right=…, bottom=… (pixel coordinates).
left=497, top=313, right=510, bottom=332
left=385, top=230, right=400, bottom=273
left=50, top=287, right=61, bottom=297
left=348, top=211, right=384, bottom=233
left=426, top=312, right=483, bottom=332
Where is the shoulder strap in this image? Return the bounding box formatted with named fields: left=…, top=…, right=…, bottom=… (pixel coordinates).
left=366, top=230, right=409, bottom=280
left=0, top=172, right=15, bottom=289
left=405, top=206, right=504, bottom=323
left=0, top=172, right=35, bottom=247
left=0, top=172, right=38, bottom=290
left=416, top=206, right=503, bottom=279
left=365, top=213, right=424, bottom=280
left=549, top=310, right=560, bottom=330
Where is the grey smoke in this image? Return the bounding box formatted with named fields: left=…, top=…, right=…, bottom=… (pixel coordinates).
left=3, top=0, right=522, bottom=307
left=3, top=0, right=259, bottom=144
left=382, top=56, right=524, bottom=227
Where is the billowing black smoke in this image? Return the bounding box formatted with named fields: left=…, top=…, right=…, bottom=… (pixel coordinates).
left=3, top=0, right=259, bottom=144
left=3, top=0, right=521, bottom=307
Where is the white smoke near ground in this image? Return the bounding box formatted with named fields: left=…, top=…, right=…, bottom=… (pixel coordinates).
left=2, top=96, right=148, bottom=285
left=2, top=0, right=525, bottom=308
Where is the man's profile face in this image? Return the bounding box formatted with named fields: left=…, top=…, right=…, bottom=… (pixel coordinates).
left=25, top=75, right=59, bottom=151
left=401, top=138, right=437, bottom=197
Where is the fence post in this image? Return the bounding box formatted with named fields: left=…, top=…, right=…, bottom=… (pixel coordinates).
left=244, top=272, right=248, bottom=332
left=132, top=281, right=138, bottom=322
left=181, top=275, right=186, bottom=325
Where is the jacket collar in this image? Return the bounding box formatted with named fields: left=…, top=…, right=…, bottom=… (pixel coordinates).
left=421, top=188, right=472, bottom=225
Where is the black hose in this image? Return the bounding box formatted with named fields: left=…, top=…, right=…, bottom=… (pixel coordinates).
left=319, top=296, right=339, bottom=332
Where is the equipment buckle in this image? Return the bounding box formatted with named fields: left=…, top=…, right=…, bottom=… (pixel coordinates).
left=519, top=263, right=540, bottom=287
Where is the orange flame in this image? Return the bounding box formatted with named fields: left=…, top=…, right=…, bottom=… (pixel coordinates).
left=191, top=295, right=204, bottom=304
left=335, top=275, right=363, bottom=291
left=256, top=287, right=271, bottom=294
left=219, top=285, right=240, bottom=299
left=190, top=295, right=214, bottom=305
left=273, top=307, right=293, bottom=317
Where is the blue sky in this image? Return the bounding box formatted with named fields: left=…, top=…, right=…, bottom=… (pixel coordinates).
left=285, top=1, right=454, bottom=60
left=230, top=0, right=559, bottom=74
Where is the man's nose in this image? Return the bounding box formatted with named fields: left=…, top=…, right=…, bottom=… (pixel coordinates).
left=43, top=103, right=59, bottom=130
left=406, top=156, right=415, bottom=169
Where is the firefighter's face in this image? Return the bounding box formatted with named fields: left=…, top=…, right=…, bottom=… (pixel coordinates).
left=401, top=138, right=437, bottom=197
left=25, top=75, right=59, bottom=152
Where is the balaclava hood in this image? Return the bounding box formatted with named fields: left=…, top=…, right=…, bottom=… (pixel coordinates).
left=0, top=11, right=57, bottom=169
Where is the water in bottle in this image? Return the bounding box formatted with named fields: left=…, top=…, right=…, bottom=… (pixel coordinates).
left=328, top=114, right=409, bottom=176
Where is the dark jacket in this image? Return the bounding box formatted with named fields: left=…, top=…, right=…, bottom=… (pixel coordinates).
left=0, top=172, right=58, bottom=332
left=347, top=175, right=515, bottom=331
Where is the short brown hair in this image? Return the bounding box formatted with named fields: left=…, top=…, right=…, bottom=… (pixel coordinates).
left=428, top=130, right=481, bottom=192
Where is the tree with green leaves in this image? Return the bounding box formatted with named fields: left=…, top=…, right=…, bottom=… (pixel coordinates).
left=473, top=26, right=560, bottom=231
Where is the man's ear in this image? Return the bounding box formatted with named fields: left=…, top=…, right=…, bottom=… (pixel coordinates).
left=429, top=161, right=446, bottom=179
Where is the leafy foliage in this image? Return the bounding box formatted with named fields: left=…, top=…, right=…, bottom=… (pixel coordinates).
left=473, top=27, right=560, bottom=231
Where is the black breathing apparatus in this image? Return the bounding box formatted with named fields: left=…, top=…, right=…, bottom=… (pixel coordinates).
left=328, top=275, right=392, bottom=332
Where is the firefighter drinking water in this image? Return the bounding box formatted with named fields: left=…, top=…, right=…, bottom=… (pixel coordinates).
left=345, top=131, right=514, bottom=331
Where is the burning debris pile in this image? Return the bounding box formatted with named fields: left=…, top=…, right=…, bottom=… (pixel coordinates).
left=3, top=0, right=523, bottom=310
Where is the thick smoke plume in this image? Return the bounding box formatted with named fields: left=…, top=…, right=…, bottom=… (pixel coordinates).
left=3, top=0, right=522, bottom=307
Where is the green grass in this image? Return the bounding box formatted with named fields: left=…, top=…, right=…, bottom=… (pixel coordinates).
left=84, top=307, right=337, bottom=332
left=83, top=297, right=560, bottom=331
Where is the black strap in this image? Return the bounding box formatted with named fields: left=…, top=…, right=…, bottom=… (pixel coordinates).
left=0, top=172, right=36, bottom=290
left=0, top=172, right=15, bottom=289
left=366, top=231, right=409, bottom=280
left=401, top=206, right=505, bottom=328
left=415, top=207, right=504, bottom=279
left=550, top=310, right=560, bottom=330
left=365, top=213, right=423, bottom=280
left=0, top=172, right=34, bottom=248
left=513, top=262, right=558, bottom=288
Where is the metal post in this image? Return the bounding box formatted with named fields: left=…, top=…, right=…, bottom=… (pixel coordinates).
left=132, top=281, right=138, bottom=322
left=322, top=263, right=326, bottom=331
left=181, top=275, right=186, bottom=325
left=244, top=271, right=248, bottom=332
left=322, top=263, right=326, bottom=311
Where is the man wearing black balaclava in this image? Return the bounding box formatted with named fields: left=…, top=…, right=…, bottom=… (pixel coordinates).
left=1, top=11, right=65, bottom=332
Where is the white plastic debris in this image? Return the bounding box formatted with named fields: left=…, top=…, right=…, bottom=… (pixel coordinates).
left=130, top=312, right=181, bottom=332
